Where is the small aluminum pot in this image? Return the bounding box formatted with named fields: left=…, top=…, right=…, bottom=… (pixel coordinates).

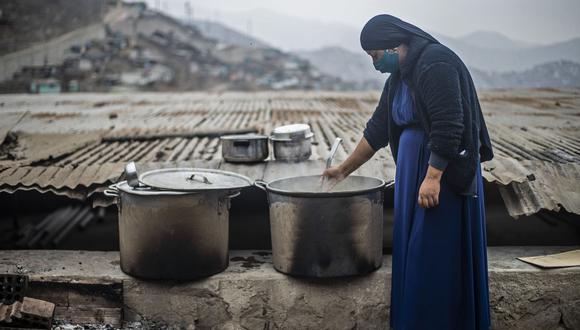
left=271, top=137, right=312, bottom=162
left=270, top=124, right=314, bottom=162
left=255, top=175, right=387, bottom=277
left=221, top=134, right=269, bottom=163
left=104, top=181, right=239, bottom=280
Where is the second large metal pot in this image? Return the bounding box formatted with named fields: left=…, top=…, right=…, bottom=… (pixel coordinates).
left=104, top=168, right=251, bottom=280
left=105, top=181, right=240, bottom=280
left=255, top=175, right=386, bottom=277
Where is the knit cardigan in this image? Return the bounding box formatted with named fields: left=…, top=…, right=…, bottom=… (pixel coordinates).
left=363, top=38, right=494, bottom=194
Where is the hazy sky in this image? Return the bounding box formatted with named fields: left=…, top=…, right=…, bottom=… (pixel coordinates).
left=144, top=0, right=580, bottom=44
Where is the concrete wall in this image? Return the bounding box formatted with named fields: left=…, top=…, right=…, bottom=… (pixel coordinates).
left=123, top=249, right=580, bottom=330
left=1, top=248, right=578, bottom=329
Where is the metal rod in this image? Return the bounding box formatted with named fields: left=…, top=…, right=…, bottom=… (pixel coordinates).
left=326, top=137, right=343, bottom=169
left=51, top=207, right=91, bottom=246
left=78, top=212, right=96, bottom=230
left=26, top=207, right=72, bottom=248
left=97, top=207, right=106, bottom=223
left=38, top=207, right=81, bottom=247
left=33, top=211, right=59, bottom=231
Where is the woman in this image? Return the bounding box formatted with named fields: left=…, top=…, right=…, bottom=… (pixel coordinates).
left=323, top=15, right=494, bottom=330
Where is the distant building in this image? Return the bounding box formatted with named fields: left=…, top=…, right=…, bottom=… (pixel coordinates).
left=30, top=79, right=61, bottom=94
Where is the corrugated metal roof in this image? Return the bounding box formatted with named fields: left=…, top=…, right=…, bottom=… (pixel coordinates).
left=497, top=161, right=580, bottom=217
left=0, top=89, right=579, bottom=216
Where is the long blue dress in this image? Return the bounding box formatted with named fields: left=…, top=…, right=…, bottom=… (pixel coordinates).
left=389, top=82, right=491, bottom=330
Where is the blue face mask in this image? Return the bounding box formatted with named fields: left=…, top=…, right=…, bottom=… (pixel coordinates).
left=373, top=50, right=399, bottom=73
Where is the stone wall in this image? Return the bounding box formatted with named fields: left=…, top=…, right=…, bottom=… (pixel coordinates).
left=1, top=248, right=579, bottom=329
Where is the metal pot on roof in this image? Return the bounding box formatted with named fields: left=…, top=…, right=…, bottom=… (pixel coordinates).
left=270, top=124, right=313, bottom=162
left=255, top=175, right=388, bottom=277
left=221, top=134, right=269, bottom=163
left=104, top=167, right=251, bottom=280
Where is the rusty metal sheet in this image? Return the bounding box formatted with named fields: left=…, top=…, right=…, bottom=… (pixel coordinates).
left=19, top=167, right=49, bottom=187
left=498, top=161, right=580, bottom=217
left=0, top=112, right=27, bottom=145
left=5, top=132, right=101, bottom=165
left=0, top=184, right=88, bottom=200
left=0, top=89, right=578, bottom=218
left=482, top=156, right=532, bottom=185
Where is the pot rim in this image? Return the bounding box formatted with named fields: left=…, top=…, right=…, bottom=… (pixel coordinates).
left=139, top=168, right=252, bottom=192
left=255, top=175, right=387, bottom=197
left=220, top=134, right=269, bottom=141
left=269, top=133, right=314, bottom=142
left=113, top=181, right=195, bottom=195
left=112, top=181, right=240, bottom=196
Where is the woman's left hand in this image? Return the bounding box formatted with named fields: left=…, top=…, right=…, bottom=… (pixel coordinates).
left=418, top=166, right=443, bottom=208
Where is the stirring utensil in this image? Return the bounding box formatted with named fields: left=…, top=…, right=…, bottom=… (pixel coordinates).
left=320, top=137, right=343, bottom=190
left=326, top=137, right=343, bottom=170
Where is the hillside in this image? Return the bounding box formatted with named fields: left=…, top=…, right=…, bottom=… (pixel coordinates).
left=457, top=31, right=535, bottom=50
left=189, top=20, right=270, bottom=49
left=0, top=2, right=349, bottom=92
left=202, top=8, right=580, bottom=73
left=296, top=46, right=580, bottom=90
left=436, top=34, right=580, bottom=72
left=295, top=47, right=384, bottom=90
left=169, top=16, right=580, bottom=90
left=471, top=60, right=580, bottom=89
left=0, top=0, right=109, bottom=55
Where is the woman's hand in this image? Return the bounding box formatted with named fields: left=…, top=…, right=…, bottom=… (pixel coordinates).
left=321, top=165, right=346, bottom=191
left=418, top=165, right=443, bottom=208
left=319, top=137, right=377, bottom=191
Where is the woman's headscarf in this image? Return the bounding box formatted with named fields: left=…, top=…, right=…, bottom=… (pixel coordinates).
left=360, top=14, right=439, bottom=50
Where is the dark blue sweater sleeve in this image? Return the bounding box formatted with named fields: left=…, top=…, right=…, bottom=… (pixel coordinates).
left=417, top=62, right=464, bottom=160
left=363, top=80, right=390, bottom=151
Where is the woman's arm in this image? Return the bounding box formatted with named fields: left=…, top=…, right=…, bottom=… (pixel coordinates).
left=417, top=62, right=464, bottom=160
left=323, top=137, right=376, bottom=181
left=322, top=76, right=391, bottom=191
left=417, top=62, right=464, bottom=207
left=323, top=79, right=390, bottom=185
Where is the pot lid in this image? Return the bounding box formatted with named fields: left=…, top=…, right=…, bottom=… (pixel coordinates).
left=270, top=124, right=313, bottom=141
left=220, top=134, right=268, bottom=141
left=139, top=168, right=252, bottom=192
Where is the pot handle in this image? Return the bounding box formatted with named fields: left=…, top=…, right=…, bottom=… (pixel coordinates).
left=254, top=180, right=268, bottom=191
left=103, top=183, right=119, bottom=197
left=233, top=140, right=251, bottom=147
left=385, top=180, right=395, bottom=189
left=187, top=174, right=213, bottom=185
left=228, top=191, right=241, bottom=199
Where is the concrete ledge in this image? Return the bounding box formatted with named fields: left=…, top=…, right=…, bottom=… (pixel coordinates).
left=1, top=247, right=579, bottom=329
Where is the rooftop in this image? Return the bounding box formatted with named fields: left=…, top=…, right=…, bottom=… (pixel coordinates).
left=1, top=88, right=579, bottom=217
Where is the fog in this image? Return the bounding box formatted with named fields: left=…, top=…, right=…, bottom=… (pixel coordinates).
left=141, top=0, right=580, bottom=48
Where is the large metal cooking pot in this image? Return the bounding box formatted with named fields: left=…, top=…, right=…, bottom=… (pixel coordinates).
left=104, top=168, right=251, bottom=280
left=270, top=124, right=313, bottom=162
left=220, top=134, right=269, bottom=163
left=255, top=175, right=387, bottom=277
